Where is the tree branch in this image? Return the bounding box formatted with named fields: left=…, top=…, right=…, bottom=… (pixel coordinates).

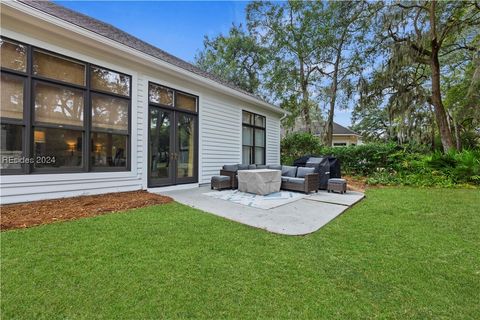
left=395, top=3, right=429, bottom=11
left=440, top=44, right=478, bottom=57
left=387, top=24, right=431, bottom=57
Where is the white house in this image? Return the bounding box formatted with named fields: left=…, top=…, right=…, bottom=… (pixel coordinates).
left=328, top=122, right=363, bottom=147
left=285, top=118, right=363, bottom=147
left=0, top=1, right=285, bottom=204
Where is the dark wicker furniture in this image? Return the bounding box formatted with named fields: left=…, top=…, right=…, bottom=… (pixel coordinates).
left=281, top=173, right=319, bottom=194
left=327, top=178, right=347, bottom=194
left=219, top=169, right=238, bottom=189
left=211, top=175, right=232, bottom=190
left=219, top=164, right=320, bottom=194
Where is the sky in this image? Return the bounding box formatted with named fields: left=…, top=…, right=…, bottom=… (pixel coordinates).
left=56, top=1, right=352, bottom=126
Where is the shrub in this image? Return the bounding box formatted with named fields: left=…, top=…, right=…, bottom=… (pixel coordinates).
left=280, top=132, right=480, bottom=187
left=281, top=132, right=322, bottom=165
left=319, top=143, right=399, bottom=176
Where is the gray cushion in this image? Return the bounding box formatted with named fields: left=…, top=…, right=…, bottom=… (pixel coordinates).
left=237, top=164, right=249, bottom=170
left=256, top=164, right=268, bottom=169
left=297, top=167, right=315, bottom=178
left=287, top=177, right=305, bottom=185
left=281, top=165, right=297, bottom=177
left=328, top=178, right=346, bottom=185
left=281, top=176, right=290, bottom=182
left=223, top=164, right=238, bottom=172
left=248, top=164, right=257, bottom=169
left=268, top=165, right=282, bottom=170
left=211, top=175, right=231, bottom=182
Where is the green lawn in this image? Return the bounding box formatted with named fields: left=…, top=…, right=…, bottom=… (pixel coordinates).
left=2, top=188, right=479, bottom=319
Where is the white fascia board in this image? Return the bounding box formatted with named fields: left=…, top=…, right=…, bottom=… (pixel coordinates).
left=333, top=134, right=361, bottom=137
left=2, top=1, right=287, bottom=116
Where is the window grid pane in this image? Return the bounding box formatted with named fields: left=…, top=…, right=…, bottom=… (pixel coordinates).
left=0, top=39, right=27, bottom=72
left=255, top=128, right=265, bottom=147
left=176, top=92, right=197, bottom=112
left=242, top=146, right=252, bottom=165
left=242, top=111, right=252, bottom=125
left=34, top=82, right=84, bottom=127
left=0, top=124, right=23, bottom=170
left=149, top=83, right=174, bottom=106
left=91, top=66, right=130, bottom=97
left=1, top=73, right=24, bottom=120
left=91, top=94, right=129, bottom=133
left=255, top=115, right=265, bottom=128
left=242, top=126, right=253, bottom=146
left=34, top=127, right=83, bottom=169
left=254, top=147, right=265, bottom=165
left=33, top=50, right=86, bottom=86
left=91, top=132, right=127, bottom=168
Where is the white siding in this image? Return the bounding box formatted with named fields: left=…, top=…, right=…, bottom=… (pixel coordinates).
left=198, top=95, right=282, bottom=184
left=199, top=97, right=241, bottom=184
left=266, top=117, right=281, bottom=165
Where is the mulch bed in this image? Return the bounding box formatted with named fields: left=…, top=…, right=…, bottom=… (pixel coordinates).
left=344, top=175, right=367, bottom=192
left=1, top=191, right=173, bottom=231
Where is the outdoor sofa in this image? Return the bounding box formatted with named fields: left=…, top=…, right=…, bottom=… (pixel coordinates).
left=219, top=164, right=319, bottom=194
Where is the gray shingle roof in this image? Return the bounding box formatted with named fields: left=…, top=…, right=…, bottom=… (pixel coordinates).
left=310, top=121, right=359, bottom=136
left=19, top=0, right=275, bottom=107
left=332, top=122, right=359, bottom=135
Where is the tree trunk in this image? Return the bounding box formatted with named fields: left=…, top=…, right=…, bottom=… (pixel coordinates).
left=325, top=39, right=344, bottom=146
left=301, top=83, right=311, bottom=133
left=299, top=59, right=312, bottom=133
left=430, top=54, right=455, bottom=151
left=429, top=1, right=456, bottom=151
left=429, top=104, right=436, bottom=151
left=325, top=81, right=337, bottom=147
left=453, top=117, right=462, bottom=150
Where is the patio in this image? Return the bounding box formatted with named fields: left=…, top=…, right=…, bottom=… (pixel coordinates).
left=161, top=186, right=364, bottom=235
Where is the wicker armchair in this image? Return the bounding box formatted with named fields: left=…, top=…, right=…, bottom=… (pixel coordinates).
left=220, top=169, right=238, bottom=189
left=281, top=173, right=319, bottom=194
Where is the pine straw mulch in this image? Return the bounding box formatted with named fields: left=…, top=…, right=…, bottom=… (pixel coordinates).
left=344, top=175, right=368, bottom=192
left=1, top=191, right=173, bottom=231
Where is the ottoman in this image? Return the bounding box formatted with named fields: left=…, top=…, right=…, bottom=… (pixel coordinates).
left=211, top=175, right=231, bottom=190
left=327, top=178, right=347, bottom=194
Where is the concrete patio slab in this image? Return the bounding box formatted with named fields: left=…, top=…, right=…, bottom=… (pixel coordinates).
left=159, top=186, right=365, bottom=236
left=307, top=191, right=365, bottom=207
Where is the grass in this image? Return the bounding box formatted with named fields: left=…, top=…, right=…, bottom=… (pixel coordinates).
left=1, top=187, right=479, bottom=319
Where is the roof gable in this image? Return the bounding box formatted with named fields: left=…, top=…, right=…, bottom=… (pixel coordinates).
left=332, top=122, right=359, bottom=135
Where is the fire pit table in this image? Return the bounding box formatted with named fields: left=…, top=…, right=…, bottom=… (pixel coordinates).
left=237, top=169, right=281, bottom=195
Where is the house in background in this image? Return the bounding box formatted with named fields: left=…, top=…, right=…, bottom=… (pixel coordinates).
left=284, top=118, right=363, bottom=147
left=325, top=122, right=363, bottom=147
left=0, top=1, right=285, bottom=204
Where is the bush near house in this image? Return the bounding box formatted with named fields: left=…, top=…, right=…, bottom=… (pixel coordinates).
left=281, top=132, right=322, bottom=165
left=281, top=133, right=480, bottom=187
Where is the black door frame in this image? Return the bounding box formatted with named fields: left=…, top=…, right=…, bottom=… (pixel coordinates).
left=147, top=102, right=198, bottom=188
left=148, top=106, right=175, bottom=187
left=173, top=111, right=199, bottom=185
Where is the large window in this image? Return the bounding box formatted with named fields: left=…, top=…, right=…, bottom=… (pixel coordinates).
left=242, top=110, right=265, bottom=165
left=0, top=37, right=131, bottom=174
